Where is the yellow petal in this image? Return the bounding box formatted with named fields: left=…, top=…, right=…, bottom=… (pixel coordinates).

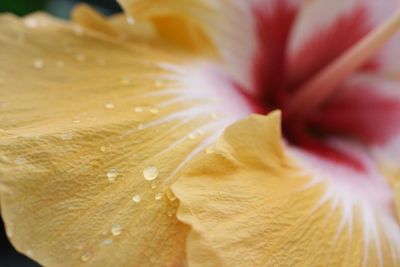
left=108, top=14, right=158, bottom=44
left=116, top=0, right=265, bottom=89
left=71, top=4, right=121, bottom=38
left=173, top=112, right=400, bottom=267
left=116, top=0, right=216, bottom=53
left=0, top=13, right=250, bottom=266
left=71, top=4, right=160, bottom=45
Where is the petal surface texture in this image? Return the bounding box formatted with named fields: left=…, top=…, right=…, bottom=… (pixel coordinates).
left=173, top=113, right=400, bottom=267
left=0, top=13, right=251, bottom=266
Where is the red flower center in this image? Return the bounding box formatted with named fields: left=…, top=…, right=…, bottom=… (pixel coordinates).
left=241, top=2, right=400, bottom=171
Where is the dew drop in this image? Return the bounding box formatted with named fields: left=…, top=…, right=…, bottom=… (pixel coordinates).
left=127, top=16, right=136, bottom=25
left=149, top=256, right=157, bottom=263
left=205, top=145, right=215, bottom=154
left=138, top=123, right=145, bottom=130
left=167, top=209, right=175, bottom=217
left=56, top=61, right=64, bottom=68
left=155, top=192, right=163, bottom=201
left=107, top=168, right=118, bottom=181
left=33, top=58, right=44, bottom=69
left=26, top=249, right=34, bottom=257
left=105, top=102, right=115, bottom=109
left=75, top=54, right=86, bottom=62
left=81, top=251, right=92, bottom=262
left=102, top=239, right=113, bottom=246
left=74, top=26, right=84, bottom=36
left=111, top=224, right=122, bottom=236
left=6, top=227, right=13, bottom=238
left=132, top=194, right=141, bottom=203
left=25, top=17, right=39, bottom=28
left=143, top=166, right=159, bottom=181
left=72, top=118, right=81, bottom=124
left=166, top=188, right=177, bottom=201
left=100, top=146, right=107, bottom=152
left=188, top=133, right=197, bottom=140
left=149, top=108, right=159, bottom=114
left=134, top=106, right=143, bottom=113
left=60, top=132, right=73, bottom=140
left=14, top=156, right=27, bottom=165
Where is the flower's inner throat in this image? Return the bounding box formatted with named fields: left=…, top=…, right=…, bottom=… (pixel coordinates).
left=247, top=9, right=400, bottom=171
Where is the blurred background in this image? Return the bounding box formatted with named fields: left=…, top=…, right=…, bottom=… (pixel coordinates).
left=0, top=1, right=122, bottom=266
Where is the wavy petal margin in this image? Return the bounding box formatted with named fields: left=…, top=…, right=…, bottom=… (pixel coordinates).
left=173, top=112, right=400, bottom=267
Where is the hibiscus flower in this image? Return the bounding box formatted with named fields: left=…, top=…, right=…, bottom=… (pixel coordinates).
left=1, top=0, right=400, bottom=266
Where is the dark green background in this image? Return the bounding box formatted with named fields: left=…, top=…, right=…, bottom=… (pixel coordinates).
left=0, top=1, right=121, bottom=266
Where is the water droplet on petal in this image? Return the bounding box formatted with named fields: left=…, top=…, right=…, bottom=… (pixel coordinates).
left=155, top=193, right=163, bottom=200
left=60, top=132, right=73, bottom=140
left=81, top=251, right=92, bottom=262
left=56, top=61, right=64, bottom=68
left=74, top=26, right=84, bottom=36
left=6, top=227, right=13, bottom=238
left=134, top=106, right=143, bottom=113
left=75, top=54, right=86, bottom=62
left=188, top=133, right=197, bottom=140
left=107, top=168, right=118, bottom=181
left=105, top=102, right=115, bottom=109
left=100, top=146, right=107, bottom=152
left=167, top=209, right=175, bottom=217
left=149, top=256, right=157, bottom=263
left=26, top=249, right=34, bottom=257
left=166, top=188, right=177, bottom=201
left=15, top=156, right=27, bottom=165
left=33, top=58, right=44, bottom=69
left=111, top=224, right=122, bottom=236
left=132, top=194, right=141, bottom=203
left=143, top=166, right=159, bottom=181
left=72, top=118, right=81, bottom=124
left=205, top=145, right=215, bottom=154
left=149, top=108, right=159, bottom=114
left=138, top=124, right=145, bottom=130
left=127, top=16, right=136, bottom=25
left=102, top=239, right=113, bottom=246
left=25, top=17, right=39, bottom=28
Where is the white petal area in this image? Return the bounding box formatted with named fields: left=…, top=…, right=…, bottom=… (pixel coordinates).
left=289, top=139, right=400, bottom=267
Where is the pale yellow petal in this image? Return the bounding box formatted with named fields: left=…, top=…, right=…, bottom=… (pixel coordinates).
left=173, top=113, right=400, bottom=267
left=0, top=13, right=250, bottom=266
left=71, top=4, right=160, bottom=45
left=71, top=4, right=121, bottom=38
left=116, top=0, right=267, bottom=89
left=108, top=14, right=159, bottom=44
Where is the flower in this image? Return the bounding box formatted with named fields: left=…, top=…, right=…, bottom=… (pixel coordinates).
left=0, top=0, right=400, bottom=266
